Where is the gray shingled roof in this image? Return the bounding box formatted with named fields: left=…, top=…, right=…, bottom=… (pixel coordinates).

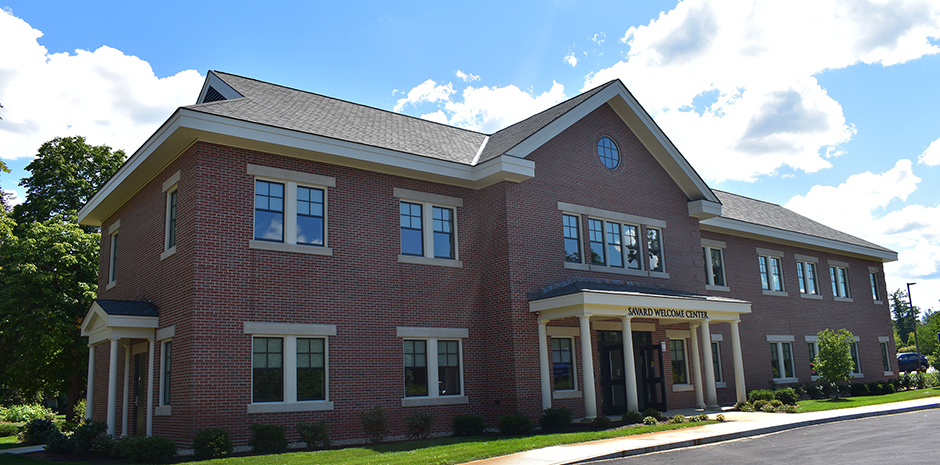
left=713, top=190, right=894, bottom=253
left=95, top=299, right=159, bottom=317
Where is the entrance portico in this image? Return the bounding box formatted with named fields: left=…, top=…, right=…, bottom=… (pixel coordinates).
left=530, top=282, right=750, bottom=417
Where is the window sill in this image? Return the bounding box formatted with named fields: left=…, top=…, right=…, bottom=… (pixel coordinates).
left=705, top=284, right=730, bottom=292
left=160, top=246, right=177, bottom=261
left=884, top=371, right=894, bottom=376
left=398, top=255, right=463, bottom=268
left=834, top=296, right=854, bottom=303
left=553, top=390, right=582, bottom=400
left=716, top=382, right=727, bottom=389
left=773, top=377, right=799, bottom=384
left=106, top=281, right=117, bottom=290
left=851, top=373, right=864, bottom=379
left=762, top=290, right=788, bottom=297
left=154, top=406, right=171, bottom=416
left=564, top=262, right=590, bottom=271
left=799, top=293, right=823, bottom=300
left=246, top=401, right=334, bottom=414
left=588, top=264, right=647, bottom=277
left=811, top=375, right=821, bottom=381
left=249, top=240, right=333, bottom=256
left=874, top=300, right=884, bottom=305
left=401, top=395, right=468, bottom=407
left=672, top=384, right=693, bottom=392
left=649, top=271, right=670, bottom=279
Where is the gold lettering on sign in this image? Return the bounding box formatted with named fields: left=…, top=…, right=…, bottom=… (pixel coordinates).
left=627, top=307, right=709, bottom=320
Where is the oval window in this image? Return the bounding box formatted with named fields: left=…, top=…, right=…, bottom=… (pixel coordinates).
left=597, top=136, right=620, bottom=169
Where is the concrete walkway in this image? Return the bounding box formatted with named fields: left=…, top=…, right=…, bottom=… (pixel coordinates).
left=467, top=396, right=940, bottom=465
left=0, top=444, right=45, bottom=454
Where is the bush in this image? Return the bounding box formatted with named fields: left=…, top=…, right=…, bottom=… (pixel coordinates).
left=748, top=389, right=775, bottom=403
left=193, top=428, right=232, bottom=460
left=452, top=414, right=486, bottom=437
left=498, top=414, right=534, bottom=436
left=126, top=436, right=177, bottom=464
left=850, top=383, right=870, bottom=397
left=405, top=411, right=433, bottom=440
left=669, top=414, right=686, bottom=424
left=249, top=424, right=287, bottom=454
left=298, top=420, right=330, bottom=450
left=592, top=415, right=613, bottom=430
left=882, top=382, right=896, bottom=394
left=360, top=405, right=389, bottom=445
left=73, top=400, right=86, bottom=421
left=642, top=416, right=658, bottom=425
left=89, top=432, right=118, bottom=457
left=111, top=436, right=135, bottom=458
left=761, top=403, right=777, bottom=413
left=538, top=408, right=572, bottom=432
left=641, top=408, right=663, bottom=422
left=0, top=404, right=56, bottom=423
left=769, top=399, right=783, bottom=408
left=20, top=419, right=57, bottom=445
left=780, top=404, right=798, bottom=413
left=737, top=402, right=755, bottom=412
left=773, top=387, right=799, bottom=405
left=0, top=422, right=19, bottom=437
left=716, top=414, right=726, bottom=422
left=621, top=411, right=643, bottom=425
left=691, top=414, right=709, bottom=422
left=70, top=421, right=108, bottom=454
left=753, top=400, right=769, bottom=410
left=45, top=429, right=75, bottom=454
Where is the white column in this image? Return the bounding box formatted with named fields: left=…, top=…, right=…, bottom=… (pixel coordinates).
left=730, top=321, right=746, bottom=404
left=689, top=324, right=705, bottom=409
left=578, top=315, right=597, bottom=419
left=107, top=338, right=118, bottom=436
left=538, top=320, right=552, bottom=411
left=122, top=345, right=130, bottom=437
left=701, top=320, right=718, bottom=408
left=620, top=317, right=638, bottom=413
left=146, top=338, right=155, bottom=436
left=86, top=344, right=95, bottom=421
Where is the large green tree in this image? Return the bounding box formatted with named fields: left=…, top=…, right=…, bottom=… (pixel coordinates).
left=890, top=289, right=920, bottom=348
left=814, top=328, right=855, bottom=399
left=13, top=136, right=125, bottom=228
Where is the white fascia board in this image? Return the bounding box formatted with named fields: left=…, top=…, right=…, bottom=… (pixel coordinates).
left=107, top=315, right=160, bottom=329
left=700, top=216, right=898, bottom=263
left=529, top=290, right=751, bottom=317
left=689, top=199, right=722, bottom=219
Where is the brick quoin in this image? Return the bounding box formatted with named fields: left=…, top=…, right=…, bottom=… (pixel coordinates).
left=84, top=80, right=897, bottom=447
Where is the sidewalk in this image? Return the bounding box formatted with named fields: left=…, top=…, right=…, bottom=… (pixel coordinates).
left=468, top=396, right=940, bottom=465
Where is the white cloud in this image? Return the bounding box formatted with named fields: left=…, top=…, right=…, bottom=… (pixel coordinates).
left=455, top=70, right=480, bottom=82
left=591, top=32, right=606, bottom=45
left=393, top=79, right=455, bottom=112
left=0, top=10, right=204, bottom=162
left=918, top=138, right=940, bottom=165
left=584, top=0, right=940, bottom=182
left=564, top=52, right=578, bottom=67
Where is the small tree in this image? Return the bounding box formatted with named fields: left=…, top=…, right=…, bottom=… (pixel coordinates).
left=814, top=328, right=855, bottom=398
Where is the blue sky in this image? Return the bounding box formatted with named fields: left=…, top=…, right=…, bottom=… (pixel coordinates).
left=2, top=0, right=940, bottom=312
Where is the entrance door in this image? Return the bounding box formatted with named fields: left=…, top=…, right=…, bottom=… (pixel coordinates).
left=134, top=353, right=147, bottom=436
left=637, top=346, right=666, bottom=412
left=600, top=346, right=627, bottom=415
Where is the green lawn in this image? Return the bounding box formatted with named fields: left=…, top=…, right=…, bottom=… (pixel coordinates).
left=796, top=388, right=940, bottom=412
left=0, top=436, right=22, bottom=450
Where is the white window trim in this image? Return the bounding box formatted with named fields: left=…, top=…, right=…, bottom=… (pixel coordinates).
left=161, top=171, right=180, bottom=260
left=879, top=336, right=893, bottom=376
left=243, top=322, right=336, bottom=413
left=107, top=220, right=120, bottom=290
left=550, top=336, right=580, bottom=399
left=156, top=326, right=174, bottom=416
left=850, top=338, right=863, bottom=378
left=710, top=336, right=725, bottom=387
left=560, top=208, right=667, bottom=278
left=805, top=336, right=822, bottom=381
left=669, top=338, right=691, bottom=391
left=828, top=259, right=852, bottom=301
left=397, top=326, right=469, bottom=407
left=248, top=164, right=335, bottom=256
left=561, top=212, right=589, bottom=269
left=768, top=336, right=797, bottom=383
left=757, top=248, right=786, bottom=296
left=869, top=266, right=883, bottom=304
left=395, top=188, right=463, bottom=268
left=703, top=239, right=729, bottom=292
left=796, top=255, right=821, bottom=299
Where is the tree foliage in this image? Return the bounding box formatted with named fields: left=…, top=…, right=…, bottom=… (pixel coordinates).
left=814, top=328, right=855, bottom=397
left=13, top=136, right=124, bottom=227
left=890, top=289, right=919, bottom=346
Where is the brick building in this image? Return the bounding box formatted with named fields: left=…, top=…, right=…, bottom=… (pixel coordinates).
left=78, top=71, right=898, bottom=445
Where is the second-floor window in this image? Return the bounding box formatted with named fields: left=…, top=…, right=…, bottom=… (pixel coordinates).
left=830, top=265, right=850, bottom=298
left=703, top=243, right=725, bottom=287
left=254, top=180, right=285, bottom=242
left=758, top=254, right=784, bottom=292
left=248, top=164, right=335, bottom=254
left=395, top=188, right=463, bottom=266
left=647, top=228, right=664, bottom=272
left=870, top=271, right=880, bottom=301
left=797, top=261, right=819, bottom=295
left=562, top=214, right=581, bottom=262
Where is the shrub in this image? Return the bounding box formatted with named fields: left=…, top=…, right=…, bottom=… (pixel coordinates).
left=452, top=414, right=486, bottom=437
left=73, top=400, right=86, bottom=421
left=20, top=418, right=57, bottom=445
left=193, top=428, right=232, bottom=460
left=126, top=436, right=177, bottom=464
left=45, top=429, right=75, bottom=454
left=691, top=414, right=709, bottom=422
left=298, top=420, right=330, bottom=450
left=0, top=404, right=56, bottom=423
left=773, top=387, right=799, bottom=405
left=621, top=411, right=643, bottom=425
left=769, top=399, right=783, bottom=408
left=669, top=414, right=686, bottom=424
left=405, top=411, right=433, bottom=440
left=70, top=421, right=108, bottom=454
left=89, top=432, right=118, bottom=457
left=360, top=405, right=389, bottom=445
left=111, top=435, right=135, bottom=458
left=592, top=415, right=613, bottom=430
left=752, top=400, right=769, bottom=410
left=642, top=416, right=658, bottom=425
left=538, top=408, right=572, bottom=432
left=761, top=403, right=777, bottom=413
left=249, top=424, right=287, bottom=454
left=915, top=372, right=929, bottom=389
left=716, top=414, right=726, bottom=422
left=780, top=404, right=798, bottom=413
left=882, top=381, right=897, bottom=394
left=747, top=389, right=775, bottom=403
left=0, top=422, right=19, bottom=437
left=641, top=408, right=663, bottom=422
left=737, top=402, right=755, bottom=412
left=498, top=414, right=534, bottom=436
left=850, top=383, right=870, bottom=397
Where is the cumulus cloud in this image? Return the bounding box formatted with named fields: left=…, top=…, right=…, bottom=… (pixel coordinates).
left=455, top=70, right=480, bottom=82
left=564, top=52, right=578, bottom=67
left=585, top=0, right=940, bottom=182
left=0, top=10, right=204, bottom=163
left=591, top=32, right=606, bottom=45
left=393, top=79, right=455, bottom=112
left=918, top=138, right=940, bottom=165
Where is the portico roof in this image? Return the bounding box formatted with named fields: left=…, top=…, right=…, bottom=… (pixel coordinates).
left=80, top=300, right=159, bottom=346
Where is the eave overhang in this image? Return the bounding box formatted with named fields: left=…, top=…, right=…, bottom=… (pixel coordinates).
left=80, top=301, right=159, bottom=346
left=529, top=289, right=751, bottom=323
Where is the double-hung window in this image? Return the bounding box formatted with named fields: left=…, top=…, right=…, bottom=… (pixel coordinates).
left=552, top=338, right=576, bottom=391
left=562, top=214, right=581, bottom=262
left=107, top=220, right=120, bottom=289
left=155, top=324, right=174, bottom=416
left=768, top=336, right=796, bottom=382
left=828, top=260, right=851, bottom=300
left=796, top=255, right=820, bottom=298
left=397, top=326, right=468, bottom=407
left=670, top=339, right=689, bottom=385
left=395, top=188, right=463, bottom=268
left=558, top=203, right=662, bottom=276
left=711, top=341, right=723, bottom=383
left=850, top=340, right=862, bottom=377
left=879, top=336, right=892, bottom=375
left=162, top=170, right=180, bottom=260
left=702, top=240, right=727, bottom=290
left=806, top=336, right=820, bottom=379
left=869, top=267, right=882, bottom=303
left=588, top=219, right=606, bottom=265
left=647, top=228, right=664, bottom=272
left=757, top=249, right=785, bottom=294
left=248, top=165, right=335, bottom=256
left=244, top=322, right=335, bottom=413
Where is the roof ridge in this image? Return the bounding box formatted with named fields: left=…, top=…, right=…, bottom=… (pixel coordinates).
left=712, top=189, right=782, bottom=207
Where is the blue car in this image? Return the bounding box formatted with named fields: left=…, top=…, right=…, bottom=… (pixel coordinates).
left=897, top=352, right=929, bottom=372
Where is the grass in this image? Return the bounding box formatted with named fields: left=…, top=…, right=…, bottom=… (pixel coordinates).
left=796, top=388, right=940, bottom=412
left=0, top=436, right=22, bottom=450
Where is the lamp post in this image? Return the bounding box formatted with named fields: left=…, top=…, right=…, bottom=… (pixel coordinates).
left=907, top=283, right=921, bottom=368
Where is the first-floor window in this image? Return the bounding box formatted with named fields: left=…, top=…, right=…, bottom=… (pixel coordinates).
left=400, top=332, right=465, bottom=401
left=252, top=337, right=284, bottom=402
left=770, top=342, right=794, bottom=379
left=552, top=338, right=575, bottom=390
left=670, top=340, right=688, bottom=384
left=438, top=340, right=460, bottom=396
left=297, top=338, right=325, bottom=401
left=711, top=342, right=722, bottom=383
left=881, top=342, right=890, bottom=372
left=808, top=342, right=818, bottom=376
left=404, top=340, right=428, bottom=396
left=162, top=341, right=172, bottom=405
left=850, top=342, right=861, bottom=375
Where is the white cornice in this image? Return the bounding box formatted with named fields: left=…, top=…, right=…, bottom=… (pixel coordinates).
left=700, top=216, right=897, bottom=263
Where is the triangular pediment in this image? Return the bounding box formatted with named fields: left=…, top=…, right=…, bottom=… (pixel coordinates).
left=80, top=300, right=160, bottom=346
